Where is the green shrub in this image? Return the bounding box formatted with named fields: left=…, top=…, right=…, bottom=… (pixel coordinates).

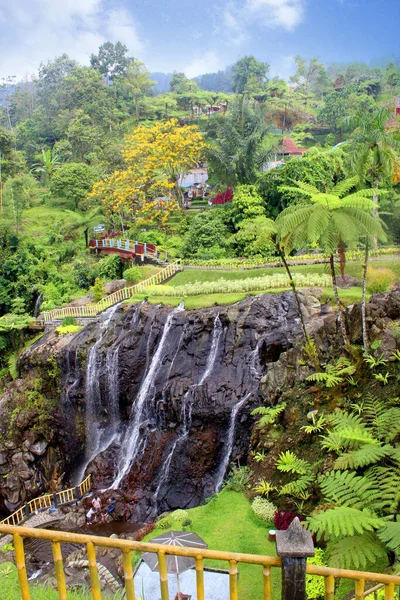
left=158, top=518, right=172, bottom=530
left=98, top=255, right=121, bottom=280
left=149, top=272, right=331, bottom=297
left=251, top=497, right=277, bottom=523
left=224, top=465, right=252, bottom=492
left=171, top=509, right=189, bottom=522
left=55, top=325, right=82, bottom=336
left=91, top=278, right=105, bottom=302
left=62, top=316, right=76, bottom=326
left=181, top=518, right=192, bottom=527
left=306, top=548, right=326, bottom=599
left=124, top=266, right=142, bottom=284
left=367, top=268, right=396, bottom=294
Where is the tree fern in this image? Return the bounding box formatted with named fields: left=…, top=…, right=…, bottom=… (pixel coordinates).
left=318, top=471, right=379, bottom=509
left=378, top=520, right=400, bottom=551
left=328, top=532, right=387, bottom=570
left=334, top=444, right=393, bottom=470
left=307, top=507, right=383, bottom=540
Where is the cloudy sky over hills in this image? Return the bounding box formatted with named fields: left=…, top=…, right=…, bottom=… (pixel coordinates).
left=0, top=0, right=399, bottom=80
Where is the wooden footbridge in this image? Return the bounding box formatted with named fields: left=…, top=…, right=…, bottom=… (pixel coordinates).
left=88, top=237, right=170, bottom=262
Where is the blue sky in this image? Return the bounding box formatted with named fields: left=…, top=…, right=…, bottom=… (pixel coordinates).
left=0, top=0, right=399, bottom=81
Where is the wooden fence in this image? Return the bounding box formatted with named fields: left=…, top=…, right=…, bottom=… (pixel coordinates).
left=41, top=260, right=181, bottom=322
left=0, top=475, right=91, bottom=527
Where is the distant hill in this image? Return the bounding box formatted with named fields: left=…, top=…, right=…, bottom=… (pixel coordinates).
left=150, top=72, right=172, bottom=94
left=195, top=67, right=233, bottom=93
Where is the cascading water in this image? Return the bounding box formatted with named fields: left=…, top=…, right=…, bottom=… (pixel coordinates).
left=33, top=293, right=43, bottom=318
left=74, top=303, right=122, bottom=484
left=214, top=391, right=252, bottom=492
left=111, top=302, right=185, bottom=489
left=214, top=339, right=263, bottom=492
left=154, top=314, right=223, bottom=504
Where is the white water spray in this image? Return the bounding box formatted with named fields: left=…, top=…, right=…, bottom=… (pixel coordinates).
left=111, top=303, right=184, bottom=488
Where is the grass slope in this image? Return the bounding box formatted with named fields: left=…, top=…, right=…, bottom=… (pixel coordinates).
left=140, top=489, right=280, bottom=600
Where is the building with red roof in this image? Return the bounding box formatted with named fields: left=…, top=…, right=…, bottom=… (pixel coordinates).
left=277, top=137, right=306, bottom=157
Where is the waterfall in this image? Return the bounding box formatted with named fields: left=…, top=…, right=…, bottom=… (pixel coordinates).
left=73, top=303, right=122, bottom=484
left=111, top=303, right=185, bottom=489
left=154, top=314, right=223, bottom=505
left=214, top=339, right=263, bottom=492
left=214, top=392, right=252, bottom=492
left=34, top=294, right=43, bottom=318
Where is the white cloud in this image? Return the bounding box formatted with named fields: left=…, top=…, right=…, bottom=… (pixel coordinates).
left=246, top=0, right=305, bottom=31
left=222, top=5, right=248, bottom=45
left=221, top=0, right=305, bottom=47
left=184, top=52, right=224, bottom=78
left=0, top=0, right=144, bottom=79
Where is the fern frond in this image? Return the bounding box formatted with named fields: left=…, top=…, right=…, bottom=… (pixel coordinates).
left=306, top=372, right=343, bottom=387
left=334, top=444, right=393, bottom=470
left=307, top=507, right=383, bottom=541
left=252, top=402, right=286, bottom=427
left=337, top=426, right=379, bottom=448
left=276, top=451, right=310, bottom=475
left=319, top=470, right=379, bottom=509
left=374, top=408, right=400, bottom=442
left=366, top=466, right=400, bottom=513
left=327, top=533, right=387, bottom=570
left=280, top=475, right=314, bottom=498
left=331, top=176, right=359, bottom=198
left=378, top=519, right=400, bottom=550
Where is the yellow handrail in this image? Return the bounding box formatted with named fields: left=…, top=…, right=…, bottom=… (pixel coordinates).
left=41, top=260, right=182, bottom=322
left=0, top=475, right=91, bottom=528
left=0, top=524, right=399, bottom=600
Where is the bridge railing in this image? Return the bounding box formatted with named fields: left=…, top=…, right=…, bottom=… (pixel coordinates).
left=89, top=237, right=157, bottom=256
left=0, top=523, right=399, bottom=600
left=0, top=475, right=91, bottom=527
left=41, top=260, right=181, bottom=322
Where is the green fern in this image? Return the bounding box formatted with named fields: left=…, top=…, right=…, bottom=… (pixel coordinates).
left=251, top=402, right=286, bottom=427
left=306, top=357, right=356, bottom=388
left=307, top=507, right=383, bottom=541
left=301, top=414, right=326, bottom=435
left=334, top=444, right=393, bottom=470
left=378, top=519, right=400, bottom=550
left=328, top=532, right=387, bottom=570
left=276, top=451, right=310, bottom=475
left=253, top=479, right=275, bottom=496
left=306, top=371, right=343, bottom=387
left=318, top=471, right=379, bottom=509
left=280, top=475, right=313, bottom=499
left=363, top=353, right=388, bottom=368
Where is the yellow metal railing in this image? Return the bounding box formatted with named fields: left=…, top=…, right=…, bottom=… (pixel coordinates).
left=0, top=475, right=91, bottom=527
left=0, top=524, right=399, bottom=600
left=41, top=260, right=182, bottom=322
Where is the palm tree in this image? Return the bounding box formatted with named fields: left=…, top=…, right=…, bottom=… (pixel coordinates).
left=276, top=177, right=386, bottom=350
left=60, top=207, right=105, bottom=247
left=207, top=96, right=274, bottom=187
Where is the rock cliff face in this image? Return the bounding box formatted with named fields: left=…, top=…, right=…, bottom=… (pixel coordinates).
left=2, top=288, right=398, bottom=520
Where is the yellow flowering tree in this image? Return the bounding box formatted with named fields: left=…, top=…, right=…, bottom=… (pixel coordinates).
left=89, top=119, right=205, bottom=228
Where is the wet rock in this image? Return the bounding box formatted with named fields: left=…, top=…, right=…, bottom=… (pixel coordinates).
left=30, top=441, right=48, bottom=456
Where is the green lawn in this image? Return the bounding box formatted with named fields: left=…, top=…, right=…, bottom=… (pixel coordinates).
left=128, top=286, right=365, bottom=310
left=139, top=489, right=281, bottom=600
left=170, top=257, right=400, bottom=287
left=0, top=562, right=93, bottom=600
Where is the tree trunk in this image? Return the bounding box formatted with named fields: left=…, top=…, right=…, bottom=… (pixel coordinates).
left=278, top=247, right=309, bottom=342
left=372, top=179, right=379, bottom=247
left=329, top=254, right=351, bottom=350
left=361, top=241, right=369, bottom=353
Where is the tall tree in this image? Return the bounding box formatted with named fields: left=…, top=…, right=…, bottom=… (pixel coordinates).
left=290, top=56, right=324, bottom=106
left=276, top=178, right=386, bottom=350
left=90, top=41, right=130, bottom=80
left=207, top=96, right=273, bottom=187
left=232, top=56, right=269, bottom=94
left=122, top=60, right=155, bottom=121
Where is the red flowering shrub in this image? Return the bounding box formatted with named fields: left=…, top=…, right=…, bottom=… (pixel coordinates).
left=134, top=522, right=155, bottom=541
left=211, top=188, right=233, bottom=205
left=273, top=510, right=304, bottom=530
